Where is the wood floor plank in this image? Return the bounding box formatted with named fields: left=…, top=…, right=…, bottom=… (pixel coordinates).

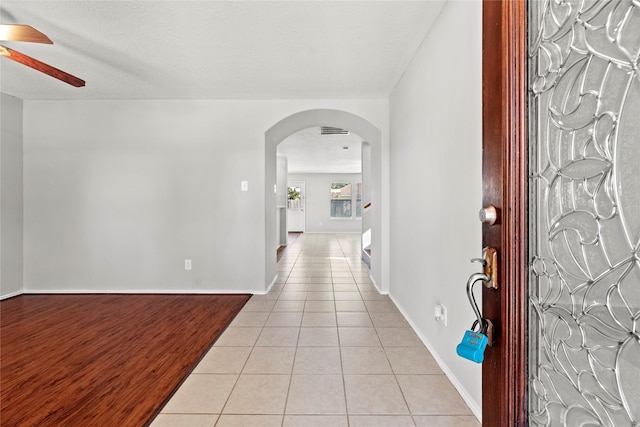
left=0, top=293, right=250, bottom=427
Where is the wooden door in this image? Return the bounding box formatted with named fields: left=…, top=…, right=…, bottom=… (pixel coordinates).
left=481, top=1, right=528, bottom=425
left=482, top=1, right=640, bottom=425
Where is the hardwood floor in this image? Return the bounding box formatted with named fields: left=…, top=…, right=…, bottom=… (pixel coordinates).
left=0, top=293, right=250, bottom=427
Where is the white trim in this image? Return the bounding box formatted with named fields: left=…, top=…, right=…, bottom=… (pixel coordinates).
left=388, top=293, right=482, bottom=423
left=261, top=275, right=279, bottom=295
left=368, top=274, right=388, bottom=295
left=1, top=290, right=24, bottom=300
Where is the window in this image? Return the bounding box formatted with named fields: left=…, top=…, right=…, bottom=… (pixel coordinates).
left=330, top=183, right=352, bottom=218
left=355, top=183, right=362, bottom=218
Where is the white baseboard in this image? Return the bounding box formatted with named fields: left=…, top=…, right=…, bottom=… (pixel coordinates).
left=1, top=290, right=24, bottom=300
left=258, top=275, right=279, bottom=295
left=368, top=274, right=388, bottom=295
left=388, top=293, right=482, bottom=423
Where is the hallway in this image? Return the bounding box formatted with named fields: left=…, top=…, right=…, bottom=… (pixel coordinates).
left=152, top=233, right=479, bottom=427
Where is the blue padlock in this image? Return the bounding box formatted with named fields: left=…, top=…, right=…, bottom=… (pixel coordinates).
left=457, top=269, right=492, bottom=363
left=456, top=329, right=488, bottom=363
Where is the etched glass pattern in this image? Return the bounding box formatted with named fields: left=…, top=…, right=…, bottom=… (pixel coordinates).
left=528, top=1, right=640, bottom=426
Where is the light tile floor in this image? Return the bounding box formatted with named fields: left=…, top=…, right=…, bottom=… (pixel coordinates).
left=152, top=233, right=480, bottom=427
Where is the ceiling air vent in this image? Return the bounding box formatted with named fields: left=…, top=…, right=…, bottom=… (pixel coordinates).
left=320, top=126, right=350, bottom=135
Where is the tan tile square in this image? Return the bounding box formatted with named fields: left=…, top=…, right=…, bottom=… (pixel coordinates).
left=283, top=415, right=348, bottom=427
left=161, top=374, right=238, bottom=414
left=344, top=375, right=409, bottom=415
left=268, top=290, right=283, bottom=298
left=278, top=291, right=307, bottom=301
left=273, top=300, right=306, bottom=312
left=331, top=271, right=353, bottom=278
left=256, top=327, right=300, bottom=347
left=283, top=283, right=309, bottom=291
left=215, top=327, right=261, bottom=347
left=369, top=312, right=410, bottom=328
left=193, top=346, right=251, bottom=374
left=285, top=375, right=346, bottom=414
left=302, top=312, right=337, bottom=327
left=413, top=415, right=481, bottom=427
left=359, top=292, right=389, bottom=301
left=341, top=347, right=392, bottom=374
left=150, top=414, right=218, bottom=427
left=332, top=278, right=357, bottom=284
left=265, top=311, right=303, bottom=327
left=333, top=284, right=359, bottom=292
left=293, top=347, right=342, bottom=374
left=306, top=283, right=334, bottom=292
left=215, top=415, right=283, bottom=427
left=335, top=300, right=367, bottom=312
left=376, top=328, right=423, bottom=347
left=337, top=312, right=373, bottom=327
left=396, top=375, right=473, bottom=415
left=306, top=291, right=334, bottom=300
left=385, top=347, right=442, bottom=374
left=349, top=415, right=415, bottom=426
left=288, top=271, right=311, bottom=278
left=334, top=292, right=362, bottom=301
left=310, top=271, right=332, bottom=278
left=241, top=299, right=276, bottom=312
left=298, top=327, right=339, bottom=346
left=338, top=327, right=381, bottom=346
left=230, top=311, right=269, bottom=327
left=307, top=278, right=333, bottom=284
left=364, top=300, right=399, bottom=313
left=304, top=300, right=336, bottom=312
left=356, top=284, right=378, bottom=293
left=262, top=291, right=282, bottom=301
left=243, top=346, right=296, bottom=374
left=223, top=374, right=290, bottom=414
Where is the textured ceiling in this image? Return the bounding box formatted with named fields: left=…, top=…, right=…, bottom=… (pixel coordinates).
left=278, top=127, right=363, bottom=174
left=0, top=0, right=446, bottom=100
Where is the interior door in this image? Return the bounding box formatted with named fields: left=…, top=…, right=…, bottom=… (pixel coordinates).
left=287, top=181, right=305, bottom=232
left=482, top=1, right=640, bottom=426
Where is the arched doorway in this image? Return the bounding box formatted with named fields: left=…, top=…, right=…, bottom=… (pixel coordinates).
left=265, top=109, right=383, bottom=292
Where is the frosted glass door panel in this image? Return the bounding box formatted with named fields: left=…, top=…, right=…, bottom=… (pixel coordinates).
left=528, top=1, right=640, bottom=426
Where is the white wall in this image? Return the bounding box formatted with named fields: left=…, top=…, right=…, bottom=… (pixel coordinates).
left=1, top=93, right=24, bottom=299
left=22, top=99, right=387, bottom=294
left=287, top=173, right=362, bottom=233
left=388, top=0, right=483, bottom=419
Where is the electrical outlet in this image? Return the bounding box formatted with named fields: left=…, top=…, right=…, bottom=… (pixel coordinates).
left=185, top=260, right=192, bottom=270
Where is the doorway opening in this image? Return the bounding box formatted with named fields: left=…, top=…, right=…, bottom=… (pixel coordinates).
left=264, top=109, right=383, bottom=293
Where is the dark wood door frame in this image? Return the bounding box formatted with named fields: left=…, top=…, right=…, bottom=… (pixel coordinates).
left=481, top=1, right=528, bottom=425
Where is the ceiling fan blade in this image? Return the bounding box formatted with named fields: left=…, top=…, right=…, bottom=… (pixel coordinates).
left=0, top=24, right=53, bottom=44
left=0, top=45, right=85, bottom=87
